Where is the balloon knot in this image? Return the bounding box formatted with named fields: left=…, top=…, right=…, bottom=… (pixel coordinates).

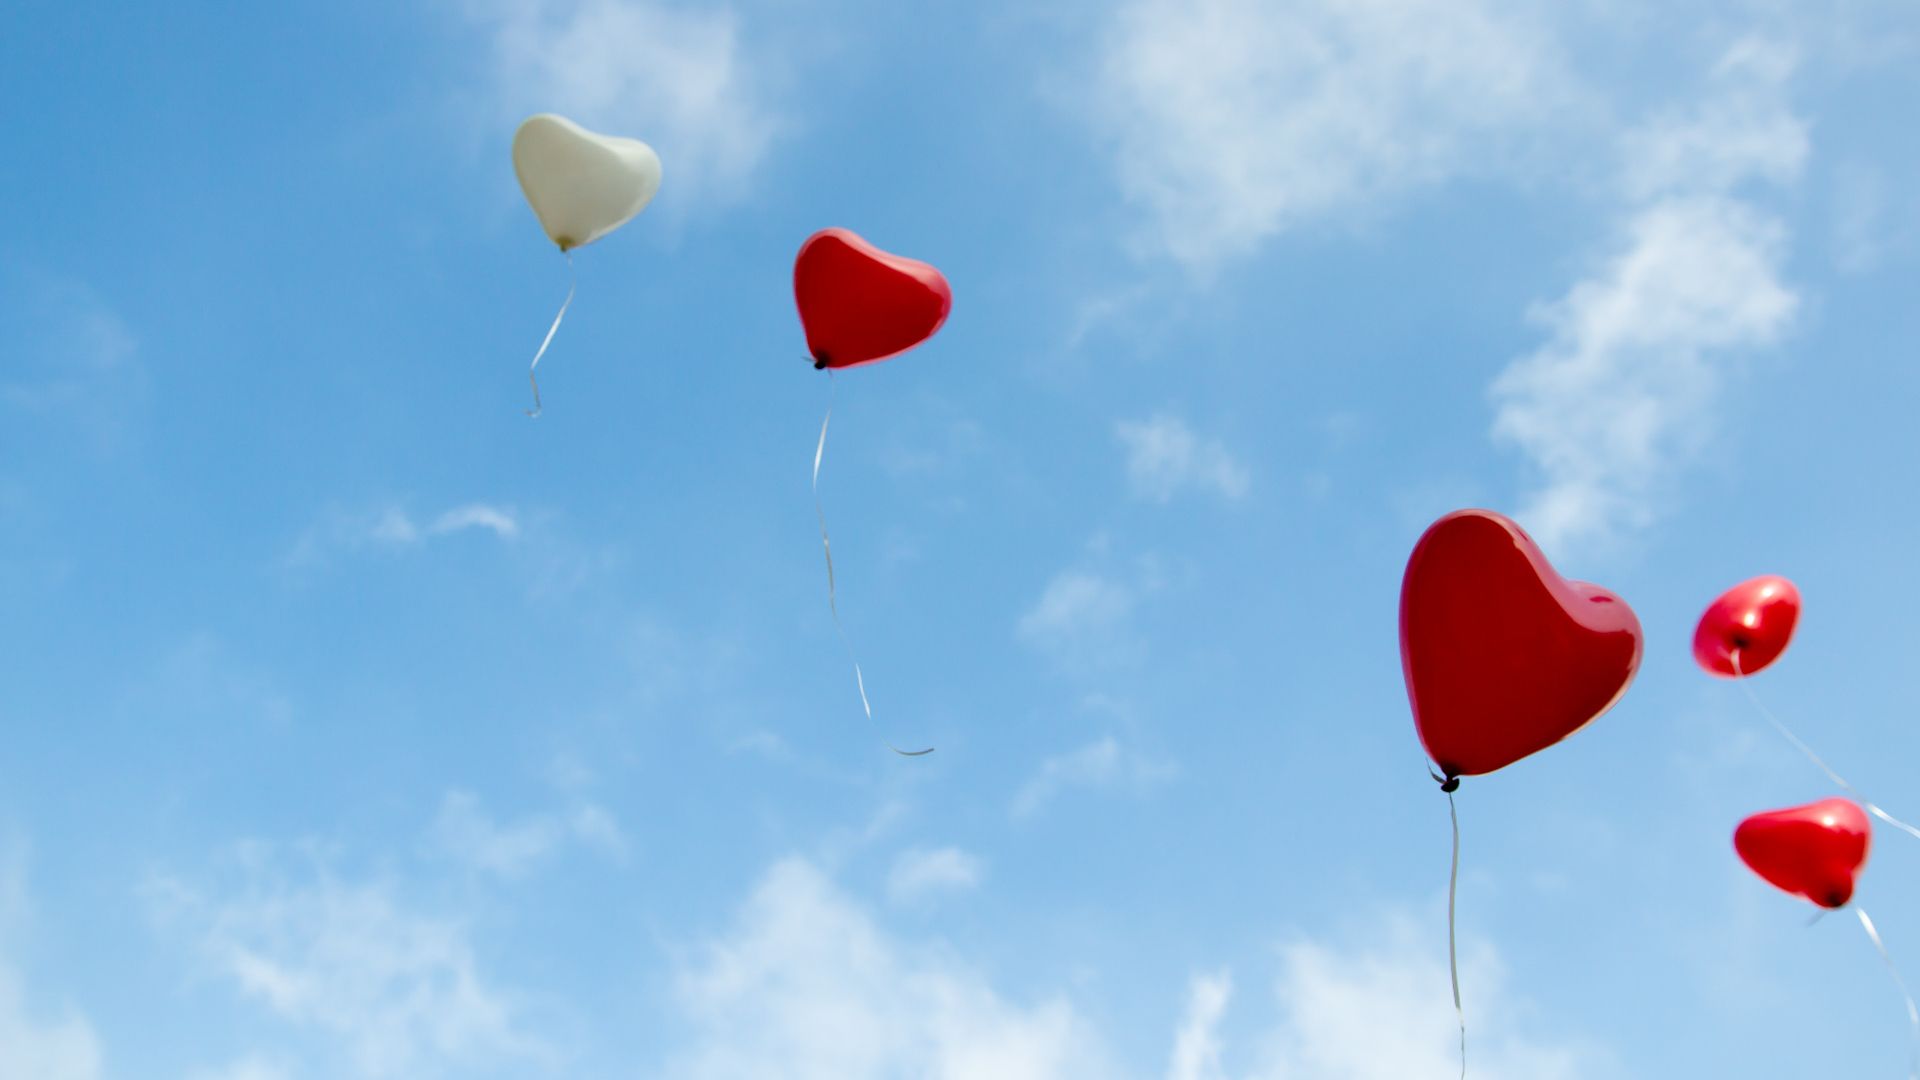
left=812, top=354, right=829, bottom=371
left=1439, top=776, right=1460, bottom=793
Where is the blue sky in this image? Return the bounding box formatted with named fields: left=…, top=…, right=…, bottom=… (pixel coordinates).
left=3, top=0, right=1919, bottom=1077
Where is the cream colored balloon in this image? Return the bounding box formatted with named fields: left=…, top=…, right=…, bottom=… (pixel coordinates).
left=512, top=114, right=662, bottom=252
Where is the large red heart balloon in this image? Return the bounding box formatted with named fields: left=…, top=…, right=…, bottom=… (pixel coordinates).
left=1400, top=509, right=1643, bottom=782
left=1693, top=575, right=1800, bottom=678
left=1735, top=797, right=1870, bottom=909
left=793, top=228, right=951, bottom=370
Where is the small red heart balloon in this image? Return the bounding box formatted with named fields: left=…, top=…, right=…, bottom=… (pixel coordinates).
left=1735, top=797, right=1870, bottom=909
left=1693, top=575, right=1800, bottom=678
left=793, top=228, right=951, bottom=370
left=1400, top=509, right=1644, bottom=781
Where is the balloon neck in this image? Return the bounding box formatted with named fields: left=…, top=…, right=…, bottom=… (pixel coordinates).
left=1439, top=775, right=1460, bottom=793
left=812, top=354, right=830, bottom=371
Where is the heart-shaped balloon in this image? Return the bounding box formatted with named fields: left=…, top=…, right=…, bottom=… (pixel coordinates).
left=512, top=114, right=662, bottom=252
left=793, top=228, right=951, bottom=370
left=1400, top=509, right=1644, bottom=781
left=1735, top=797, right=1870, bottom=909
left=1694, top=575, right=1800, bottom=678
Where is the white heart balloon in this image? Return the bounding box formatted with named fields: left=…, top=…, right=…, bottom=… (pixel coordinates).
left=512, top=114, right=662, bottom=252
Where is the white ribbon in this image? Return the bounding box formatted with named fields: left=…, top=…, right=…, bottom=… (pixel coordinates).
left=813, top=377, right=932, bottom=757
left=1446, top=787, right=1465, bottom=1080
left=1857, top=906, right=1920, bottom=1080
left=1732, top=652, right=1920, bottom=841
left=525, top=251, right=576, bottom=418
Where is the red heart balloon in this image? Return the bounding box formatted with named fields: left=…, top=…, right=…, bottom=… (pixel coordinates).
left=1735, top=797, right=1870, bottom=909
left=793, top=228, right=951, bottom=370
left=1400, top=509, right=1643, bottom=781
left=1693, top=575, right=1800, bottom=678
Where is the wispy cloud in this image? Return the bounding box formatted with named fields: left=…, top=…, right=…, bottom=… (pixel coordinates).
left=1017, top=571, right=1135, bottom=657
left=1167, top=971, right=1231, bottom=1080
left=425, top=504, right=520, bottom=539
left=1010, top=735, right=1177, bottom=819
left=151, top=853, right=544, bottom=1079
left=287, top=501, right=519, bottom=565
left=132, top=633, right=295, bottom=731
left=885, top=847, right=984, bottom=904
left=0, top=269, right=143, bottom=453
left=1116, top=414, right=1250, bottom=503
left=663, top=857, right=1111, bottom=1078
left=427, top=789, right=625, bottom=878
left=1491, top=40, right=1804, bottom=551
left=0, top=969, right=101, bottom=1080
left=187, top=1059, right=293, bottom=1080
left=662, top=859, right=1597, bottom=1079
left=1829, top=160, right=1901, bottom=273
left=456, top=0, right=788, bottom=205
left=1204, top=915, right=1596, bottom=1078
left=1016, top=542, right=1181, bottom=678
left=1085, top=0, right=1578, bottom=268
left=0, top=841, right=103, bottom=1080
left=1617, top=42, right=1807, bottom=200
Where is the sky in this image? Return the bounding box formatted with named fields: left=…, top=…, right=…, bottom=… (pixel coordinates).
left=2, top=0, right=1919, bottom=1077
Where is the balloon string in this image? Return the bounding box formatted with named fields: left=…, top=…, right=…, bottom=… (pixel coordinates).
left=1732, top=651, right=1920, bottom=841
left=524, top=251, right=575, bottom=419
left=1857, top=906, right=1920, bottom=1080
left=812, top=376, right=932, bottom=757
left=1445, top=787, right=1466, bottom=1080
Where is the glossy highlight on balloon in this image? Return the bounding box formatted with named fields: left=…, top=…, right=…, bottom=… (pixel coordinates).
left=1735, top=797, right=1870, bottom=909
left=1400, top=509, right=1644, bottom=781
left=1694, top=575, right=1801, bottom=678
left=793, top=228, right=951, bottom=370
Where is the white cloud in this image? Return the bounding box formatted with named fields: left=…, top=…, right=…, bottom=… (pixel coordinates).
left=1017, top=570, right=1135, bottom=658
left=153, top=860, right=541, bottom=1079
left=1014, top=548, right=1172, bottom=674
left=1222, top=919, right=1593, bottom=1079
left=885, top=847, right=984, bottom=903
left=288, top=502, right=519, bottom=564
left=1010, top=735, right=1177, bottom=818
left=726, top=729, right=791, bottom=758
left=1088, top=0, right=1577, bottom=267
left=1491, top=41, right=1804, bottom=550
left=458, top=0, right=786, bottom=204
left=0, top=843, right=102, bottom=1080
left=662, top=857, right=1111, bottom=1079
left=1116, top=414, right=1250, bottom=502
left=136, top=633, right=295, bottom=731
left=429, top=504, right=520, bottom=539
left=187, top=1059, right=294, bottom=1080
left=1830, top=160, right=1898, bottom=273
left=1490, top=198, right=1795, bottom=547
left=0, top=968, right=101, bottom=1080
left=662, top=859, right=1597, bottom=1080
left=1618, top=40, right=1807, bottom=199
left=427, top=789, right=625, bottom=878
left=0, top=270, right=143, bottom=452
left=1167, top=971, right=1231, bottom=1080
